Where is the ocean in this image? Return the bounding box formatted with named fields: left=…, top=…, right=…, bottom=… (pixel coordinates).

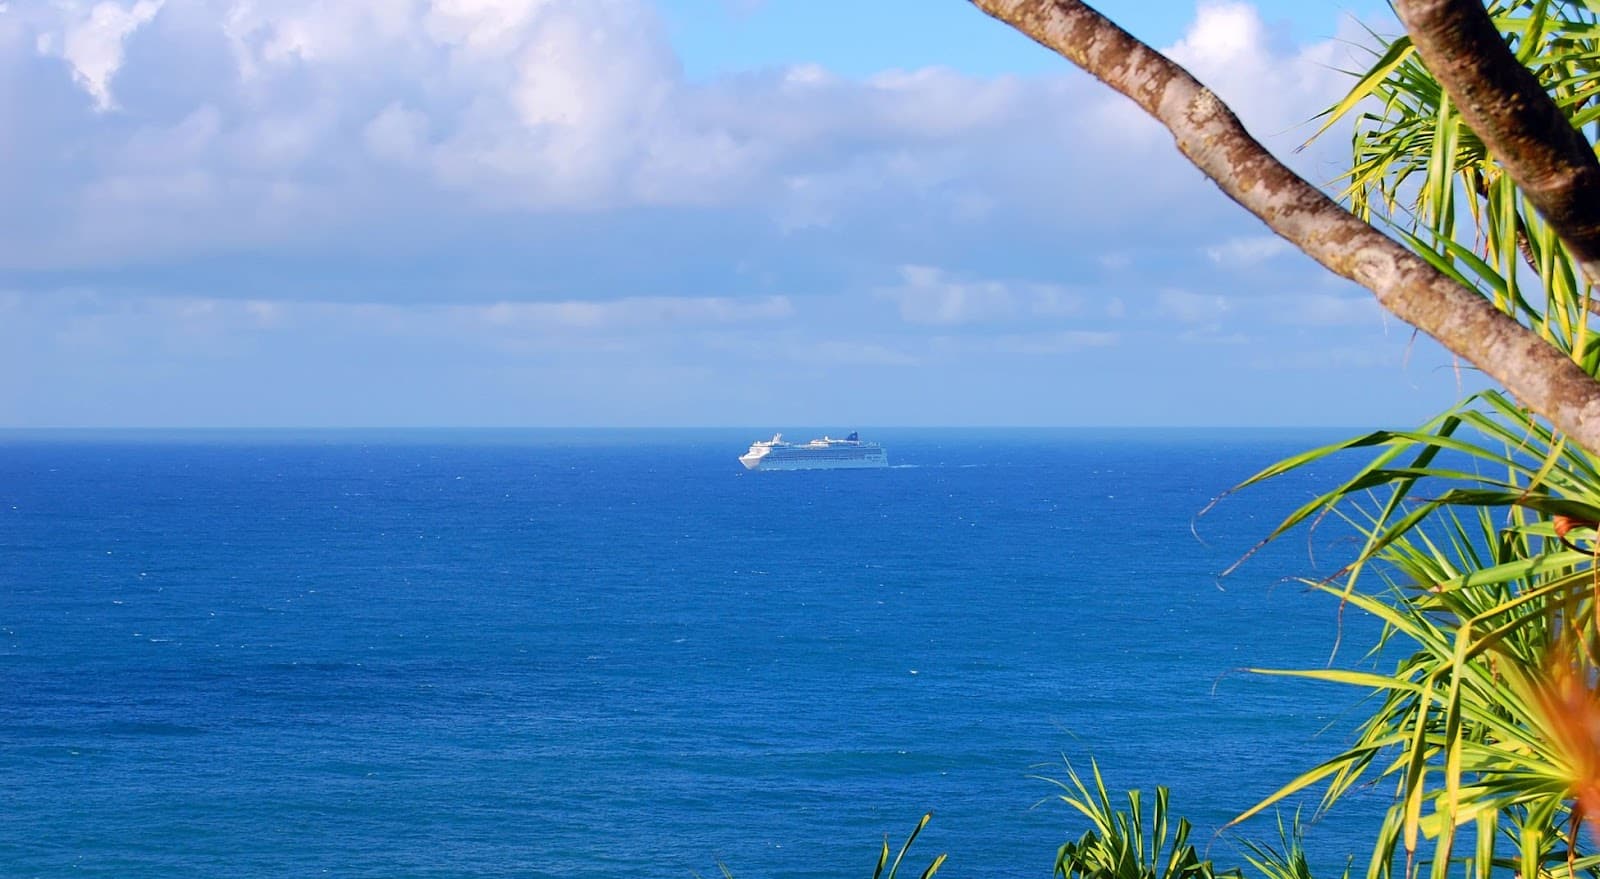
left=1, top=429, right=1391, bottom=878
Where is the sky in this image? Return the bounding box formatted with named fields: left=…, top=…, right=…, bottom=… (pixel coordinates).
left=0, top=0, right=1485, bottom=428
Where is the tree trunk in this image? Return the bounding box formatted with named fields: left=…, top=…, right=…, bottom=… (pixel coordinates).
left=968, top=0, right=1600, bottom=449
left=1394, top=0, right=1600, bottom=289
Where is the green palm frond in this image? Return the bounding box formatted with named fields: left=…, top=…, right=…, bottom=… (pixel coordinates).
left=1330, top=0, right=1600, bottom=363
left=1237, top=811, right=1343, bottom=879
left=873, top=812, right=947, bottom=879
left=1229, top=6, right=1600, bottom=877
left=1045, top=762, right=1241, bottom=879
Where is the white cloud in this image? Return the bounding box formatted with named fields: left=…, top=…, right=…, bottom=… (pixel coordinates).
left=0, top=2, right=1477, bottom=428
left=1273, top=292, right=1382, bottom=326
left=1171, top=2, right=1267, bottom=71
left=1168, top=2, right=1344, bottom=138
left=0, top=0, right=1398, bottom=358
left=1165, top=0, right=1385, bottom=185
left=11, top=289, right=794, bottom=351
left=0, top=0, right=1378, bottom=272
left=1205, top=234, right=1290, bottom=267
left=363, top=102, right=430, bottom=164
left=880, top=265, right=1016, bottom=325
left=1156, top=286, right=1379, bottom=333
left=878, top=265, right=1084, bottom=326
left=37, top=0, right=164, bottom=111
left=223, top=0, right=427, bottom=75
left=423, top=0, right=553, bottom=55
left=473, top=295, right=794, bottom=328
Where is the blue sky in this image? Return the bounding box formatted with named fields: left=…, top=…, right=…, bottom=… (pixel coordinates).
left=0, top=0, right=1477, bottom=428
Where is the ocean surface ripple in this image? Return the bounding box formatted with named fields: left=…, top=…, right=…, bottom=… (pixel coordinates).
left=1, top=429, right=1386, bottom=878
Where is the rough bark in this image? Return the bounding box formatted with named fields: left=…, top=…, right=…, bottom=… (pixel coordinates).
left=968, top=0, right=1600, bottom=449
left=1394, top=0, right=1600, bottom=288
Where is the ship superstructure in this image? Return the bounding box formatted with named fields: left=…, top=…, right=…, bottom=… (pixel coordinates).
left=738, top=432, right=888, bottom=471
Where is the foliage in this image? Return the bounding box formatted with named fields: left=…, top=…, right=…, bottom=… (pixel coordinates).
left=723, top=3, right=1600, bottom=876
left=1046, top=762, right=1239, bottom=879
left=873, top=812, right=947, bottom=879
left=1225, top=3, right=1600, bottom=879
left=1236, top=811, right=1337, bottom=879
left=1318, top=0, right=1600, bottom=363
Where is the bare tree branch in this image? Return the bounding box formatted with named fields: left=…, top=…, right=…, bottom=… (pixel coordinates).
left=1394, top=0, right=1600, bottom=288
left=968, top=0, right=1600, bottom=447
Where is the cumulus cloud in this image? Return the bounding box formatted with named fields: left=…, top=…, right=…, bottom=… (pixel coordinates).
left=35, top=0, right=164, bottom=111
left=0, top=0, right=1377, bottom=279
left=0, top=1, right=1455, bottom=428
left=1168, top=2, right=1357, bottom=144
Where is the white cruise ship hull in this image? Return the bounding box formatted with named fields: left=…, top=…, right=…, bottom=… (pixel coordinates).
left=740, top=451, right=888, bottom=471
left=739, top=433, right=888, bottom=471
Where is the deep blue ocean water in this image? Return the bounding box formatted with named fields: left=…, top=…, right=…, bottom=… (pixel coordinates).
left=2, top=429, right=1394, bottom=878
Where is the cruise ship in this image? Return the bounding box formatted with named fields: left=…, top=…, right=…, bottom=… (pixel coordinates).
left=739, top=432, right=888, bottom=471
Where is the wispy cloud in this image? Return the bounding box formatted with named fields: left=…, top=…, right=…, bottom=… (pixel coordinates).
left=34, top=0, right=164, bottom=111
left=877, top=265, right=1084, bottom=326
left=1205, top=234, right=1290, bottom=267
left=1249, top=346, right=1408, bottom=371
left=1271, top=292, right=1383, bottom=326
left=930, top=330, right=1119, bottom=355
left=1157, top=288, right=1232, bottom=324
left=474, top=295, right=795, bottom=329
left=10, top=289, right=795, bottom=355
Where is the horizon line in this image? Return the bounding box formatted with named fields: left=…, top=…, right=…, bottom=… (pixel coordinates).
left=0, top=423, right=1373, bottom=432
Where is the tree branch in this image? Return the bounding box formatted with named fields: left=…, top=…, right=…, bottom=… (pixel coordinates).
left=1394, top=0, right=1600, bottom=288
left=968, top=0, right=1600, bottom=448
